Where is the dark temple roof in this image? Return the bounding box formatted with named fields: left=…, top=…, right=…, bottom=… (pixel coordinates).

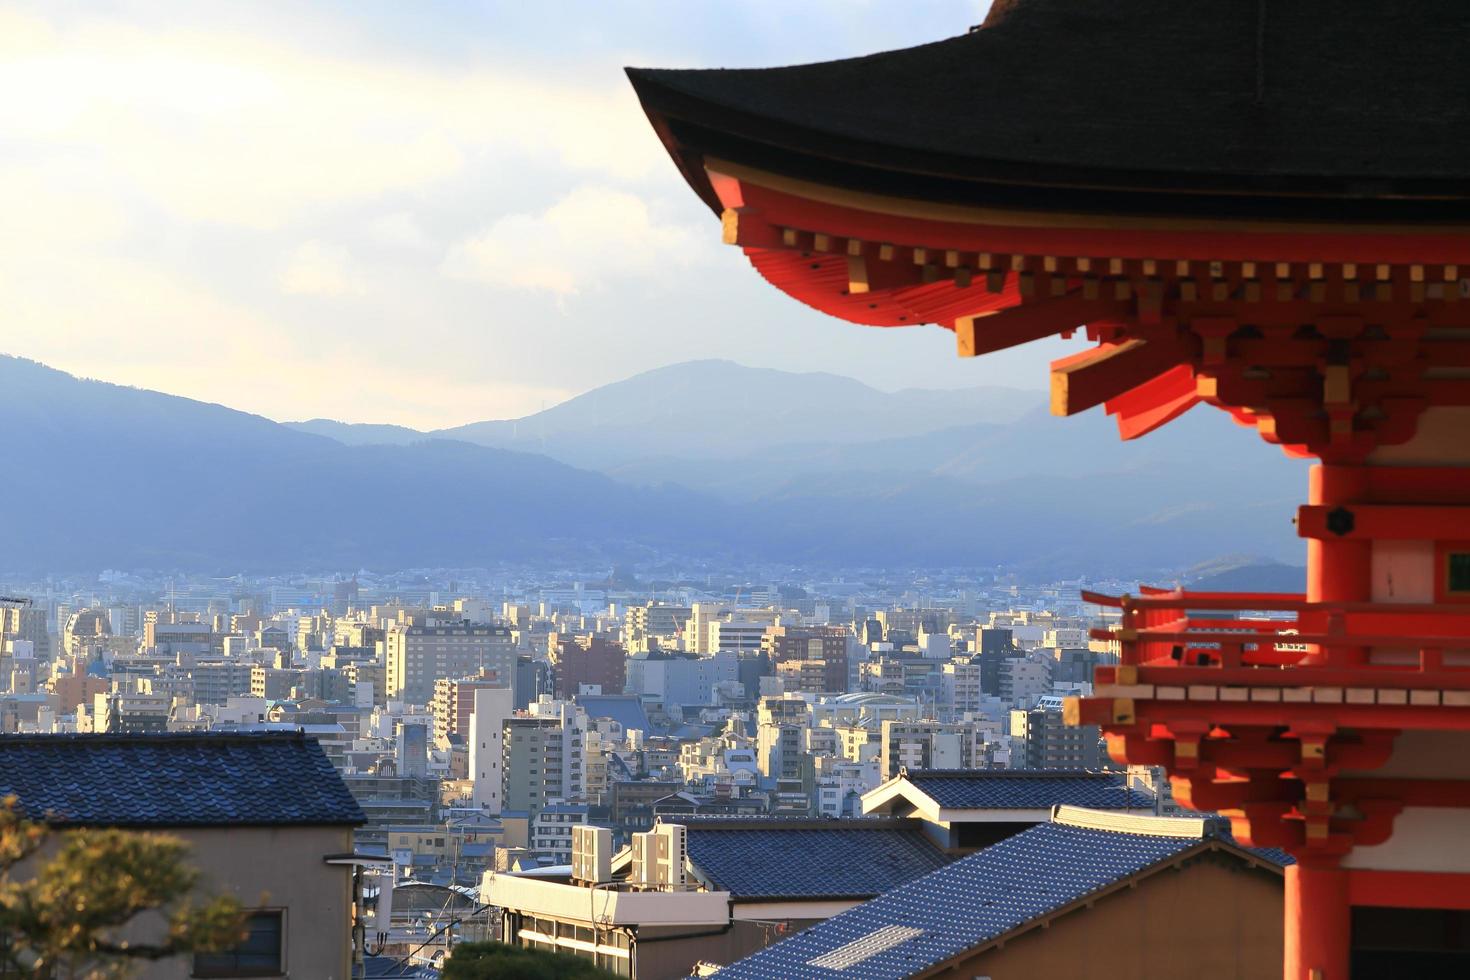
left=708, top=809, right=1287, bottom=980
left=903, top=769, right=1154, bottom=810
left=629, top=0, right=1470, bottom=221
left=0, top=732, right=365, bottom=828
left=677, top=817, right=953, bottom=900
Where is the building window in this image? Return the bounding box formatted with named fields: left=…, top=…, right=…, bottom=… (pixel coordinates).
left=1450, top=552, right=1470, bottom=595
left=193, top=909, right=284, bottom=977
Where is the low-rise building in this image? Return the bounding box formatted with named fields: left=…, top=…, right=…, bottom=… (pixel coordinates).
left=0, top=732, right=365, bottom=979
left=706, top=807, right=1287, bottom=980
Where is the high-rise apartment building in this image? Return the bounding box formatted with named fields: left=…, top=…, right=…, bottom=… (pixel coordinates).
left=384, top=621, right=515, bottom=704
left=548, top=634, right=625, bottom=698
left=763, top=625, right=849, bottom=693
left=431, top=670, right=505, bottom=748
left=1009, top=697, right=1104, bottom=770
left=707, top=620, right=766, bottom=656
left=621, top=603, right=693, bottom=654
left=998, top=658, right=1051, bottom=707
left=502, top=699, right=588, bottom=816
left=469, top=686, right=514, bottom=815
left=879, top=719, right=984, bottom=778
left=191, top=661, right=255, bottom=705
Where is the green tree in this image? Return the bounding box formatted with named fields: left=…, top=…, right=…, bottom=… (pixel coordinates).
left=0, top=797, right=245, bottom=979
left=442, top=941, right=620, bottom=980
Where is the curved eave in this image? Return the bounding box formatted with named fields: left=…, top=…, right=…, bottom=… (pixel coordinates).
left=628, top=67, right=1470, bottom=227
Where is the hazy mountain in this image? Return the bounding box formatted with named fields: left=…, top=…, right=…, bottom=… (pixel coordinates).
left=0, top=356, right=730, bottom=572
left=0, top=355, right=1307, bottom=574
left=287, top=418, right=424, bottom=446
left=1187, top=560, right=1308, bottom=593
left=287, top=360, right=1040, bottom=466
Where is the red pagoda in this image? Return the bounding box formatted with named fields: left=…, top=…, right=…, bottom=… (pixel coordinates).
left=629, top=3, right=1470, bottom=977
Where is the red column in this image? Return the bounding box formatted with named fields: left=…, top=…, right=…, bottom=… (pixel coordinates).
left=1285, top=860, right=1351, bottom=980
left=1305, top=463, right=1372, bottom=666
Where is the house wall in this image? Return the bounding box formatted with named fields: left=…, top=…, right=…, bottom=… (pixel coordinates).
left=14, top=824, right=356, bottom=979
left=170, top=825, right=355, bottom=980
left=14, top=828, right=352, bottom=980
left=931, top=854, right=1282, bottom=980
left=634, top=919, right=825, bottom=980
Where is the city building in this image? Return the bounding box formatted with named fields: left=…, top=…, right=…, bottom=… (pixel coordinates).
left=502, top=699, right=588, bottom=816
left=548, top=634, right=626, bottom=698
left=384, top=621, right=515, bottom=705
left=431, top=670, right=506, bottom=749
left=879, top=720, right=983, bottom=779
left=1010, top=696, right=1104, bottom=770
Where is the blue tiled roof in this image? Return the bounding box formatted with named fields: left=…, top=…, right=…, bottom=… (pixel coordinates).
left=709, top=817, right=1285, bottom=980
left=904, top=769, right=1154, bottom=810
left=576, top=694, right=651, bottom=734
left=682, top=818, right=952, bottom=900
left=0, top=732, right=365, bottom=828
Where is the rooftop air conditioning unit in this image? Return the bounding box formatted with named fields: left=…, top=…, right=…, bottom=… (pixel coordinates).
left=571, top=825, right=611, bottom=886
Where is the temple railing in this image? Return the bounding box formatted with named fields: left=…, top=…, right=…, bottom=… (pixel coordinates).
left=1086, top=586, right=1470, bottom=689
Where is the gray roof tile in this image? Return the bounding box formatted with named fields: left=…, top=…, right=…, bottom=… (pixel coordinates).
left=0, top=732, right=365, bottom=827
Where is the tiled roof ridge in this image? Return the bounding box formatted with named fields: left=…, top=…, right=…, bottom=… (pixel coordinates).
left=664, top=815, right=920, bottom=828
left=905, top=767, right=1117, bottom=778
left=0, top=731, right=312, bottom=744
left=1051, top=805, right=1221, bottom=840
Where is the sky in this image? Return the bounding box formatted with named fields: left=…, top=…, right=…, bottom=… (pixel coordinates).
left=0, top=0, right=1081, bottom=429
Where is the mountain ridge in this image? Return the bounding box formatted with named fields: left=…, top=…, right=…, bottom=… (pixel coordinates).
left=0, top=354, right=1306, bottom=574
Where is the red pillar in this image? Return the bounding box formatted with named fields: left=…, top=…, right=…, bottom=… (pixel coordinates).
left=1305, top=463, right=1372, bottom=666
left=1284, top=861, right=1351, bottom=980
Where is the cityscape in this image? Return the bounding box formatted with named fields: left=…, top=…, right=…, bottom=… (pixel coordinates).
left=3, top=3, right=1468, bottom=980
left=0, top=558, right=1206, bottom=977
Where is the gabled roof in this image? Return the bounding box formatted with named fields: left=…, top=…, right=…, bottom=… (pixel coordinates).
left=863, top=769, right=1152, bottom=821
left=628, top=0, right=1470, bottom=221
left=709, top=807, right=1288, bottom=980
left=674, top=816, right=952, bottom=901
left=0, top=732, right=365, bottom=828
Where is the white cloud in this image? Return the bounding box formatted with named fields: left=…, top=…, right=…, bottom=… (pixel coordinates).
left=443, top=186, right=706, bottom=296
left=0, top=9, right=667, bottom=231
left=279, top=241, right=365, bottom=297
left=366, top=212, right=434, bottom=251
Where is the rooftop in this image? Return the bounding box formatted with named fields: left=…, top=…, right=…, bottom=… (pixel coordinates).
left=897, top=769, right=1155, bottom=811
left=575, top=693, right=652, bottom=735
left=673, top=816, right=952, bottom=901
left=0, top=732, right=365, bottom=828
left=708, top=806, right=1288, bottom=980
left=629, top=0, right=1470, bottom=221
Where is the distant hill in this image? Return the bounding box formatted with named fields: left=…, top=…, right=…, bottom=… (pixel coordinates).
left=0, top=356, right=730, bottom=572
left=1188, top=561, right=1308, bottom=593
left=287, top=418, right=424, bottom=446
left=289, top=360, right=1040, bottom=466
left=0, top=355, right=1309, bottom=574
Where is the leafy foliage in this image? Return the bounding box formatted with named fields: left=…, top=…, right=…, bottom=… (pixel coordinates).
left=441, top=941, right=620, bottom=980
left=0, top=796, right=244, bottom=978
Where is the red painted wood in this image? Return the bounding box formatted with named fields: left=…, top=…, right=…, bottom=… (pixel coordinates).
left=1285, top=863, right=1350, bottom=980
left=1347, top=869, right=1470, bottom=910
left=1297, top=504, right=1470, bottom=541
left=713, top=171, right=1470, bottom=265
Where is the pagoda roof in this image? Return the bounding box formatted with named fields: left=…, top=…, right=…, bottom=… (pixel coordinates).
left=629, top=0, right=1470, bottom=222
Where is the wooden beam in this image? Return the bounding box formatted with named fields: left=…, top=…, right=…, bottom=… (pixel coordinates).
left=1051, top=335, right=1192, bottom=416
left=1105, top=364, right=1201, bottom=439
left=1297, top=503, right=1470, bottom=541
left=954, top=294, right=1123, bottom=359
